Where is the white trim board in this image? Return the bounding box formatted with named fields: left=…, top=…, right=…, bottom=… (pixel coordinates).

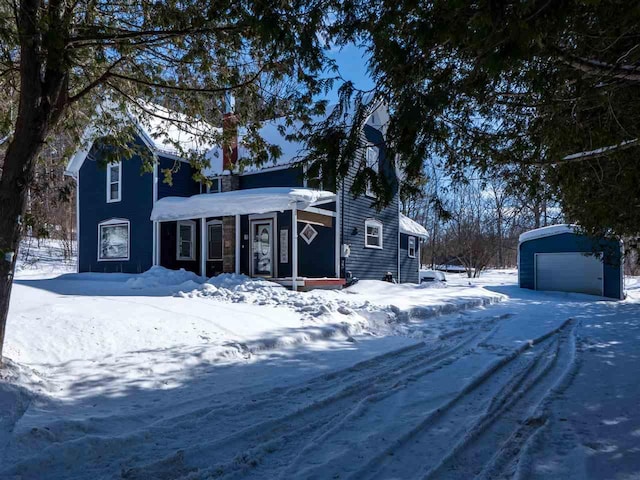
left=302, top=206, right=336, bottom=217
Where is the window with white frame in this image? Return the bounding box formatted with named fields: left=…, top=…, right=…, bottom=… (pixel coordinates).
left=177, top=220, right=196, bottom=260
left=408, top=236, right=416, bottom=258
left=364, top=219, right=383, bottom=249
left=207, top=221, right=223, bottom=260
left=207, top=177, right=222, bottom=194
left=98, top=219, right=129, bottom=261
left=106, top=162, right=122, bottom=203
left=365, top=146, right=378, bottom=197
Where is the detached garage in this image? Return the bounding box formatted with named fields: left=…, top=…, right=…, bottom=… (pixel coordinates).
left=518, top=224, right=623, bottom=299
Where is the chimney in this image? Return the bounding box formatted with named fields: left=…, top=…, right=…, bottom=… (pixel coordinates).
left=222, top=92, right=238, bottom=172
left=222, top=113, right=238, bottom=172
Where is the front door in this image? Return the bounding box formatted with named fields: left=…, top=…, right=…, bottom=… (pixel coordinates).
left=251, top=220, right=274, bottom=277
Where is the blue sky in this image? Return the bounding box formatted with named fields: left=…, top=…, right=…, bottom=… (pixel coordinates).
left=325, top=43, right=375, bottom=102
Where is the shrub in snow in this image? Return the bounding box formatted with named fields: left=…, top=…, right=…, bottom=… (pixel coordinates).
left=419, top=269, right=447, bottom=284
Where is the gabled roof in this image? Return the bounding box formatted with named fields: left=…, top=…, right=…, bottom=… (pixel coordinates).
left=65, top=101, right=219, bottom=176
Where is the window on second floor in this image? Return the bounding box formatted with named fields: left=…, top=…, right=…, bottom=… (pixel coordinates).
left=365, top=219, right=383, bottom=249
left=306, top=164, right=336, bottom=192
left=365, top=146, right=379, bottom=197
left=408, top=236, right=416, bottom=258
left=106, top=162, right=122, bottom=203
left=177, top=220, right=196, bottom=261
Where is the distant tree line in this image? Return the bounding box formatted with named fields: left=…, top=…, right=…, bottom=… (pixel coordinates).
left=403, top=164, right=562, bottom=278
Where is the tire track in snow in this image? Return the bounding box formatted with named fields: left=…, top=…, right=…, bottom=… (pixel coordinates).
left=419, top=322, right=578, bottom=479
left=346, top=318, right=576, bottom=480
left=478, top=320, right=582, bottom=480
left=119, top=320, right=505, bottom=480
left=2, top=324, right=488, bottom=480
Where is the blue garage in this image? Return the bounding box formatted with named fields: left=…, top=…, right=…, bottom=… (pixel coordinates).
left=518, top=225, right=624, bottom=299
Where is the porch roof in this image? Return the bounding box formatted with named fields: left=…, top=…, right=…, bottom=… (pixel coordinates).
left=150, top=187, right=336, bottom=222
left=399, top=213, right=428, bottom=239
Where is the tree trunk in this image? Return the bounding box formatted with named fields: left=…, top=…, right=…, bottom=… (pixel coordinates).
left=0, top=0, right=65, bottom=364
left=0, top=117, right=50, bottom=362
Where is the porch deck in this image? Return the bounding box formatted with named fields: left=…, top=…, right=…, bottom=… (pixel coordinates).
left=271, top=277, right=346, bottom=292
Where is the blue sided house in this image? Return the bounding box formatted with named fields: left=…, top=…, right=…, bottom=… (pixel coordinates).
left=518, top=224, right=624, bottom=299
left=64, top=100, right=428, bottom=289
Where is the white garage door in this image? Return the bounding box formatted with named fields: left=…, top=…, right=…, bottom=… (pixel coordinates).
left=535, top=252, right=603, bottom=296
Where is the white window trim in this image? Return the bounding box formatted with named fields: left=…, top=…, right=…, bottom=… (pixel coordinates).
left=364, top=219, right=383, bottom=249
left=176, top=220, right=196, bottom=261
left=106, top=162, right=122, bottom=203
left=97, top=218, right=130, bottom=261
left=207, top=220, right=224, bottom=261
left=408, top=236, right=416, bottom=258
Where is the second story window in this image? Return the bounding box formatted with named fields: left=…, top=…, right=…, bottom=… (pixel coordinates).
left=177, top=220, right=196, bottom=261
left=365, top=146, right=378, bottom=197
left=106, top=162, right=122, bottom=203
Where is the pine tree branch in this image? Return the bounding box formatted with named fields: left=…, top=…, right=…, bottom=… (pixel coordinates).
left=109, top=66, right=266, bottom=93
left=559, top=52, right=640, bottom=82
left=67, top=24, right=246, bottom=46
left=559, top=138, right=639, bottom=162
left=67, top=58, right=124, bottom=104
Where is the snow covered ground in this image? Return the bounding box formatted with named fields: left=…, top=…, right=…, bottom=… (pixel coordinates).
left=1, top=244, right=639, bottom=479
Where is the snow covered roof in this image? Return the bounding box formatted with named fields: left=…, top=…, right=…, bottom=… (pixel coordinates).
left=131, top=101, right=219, bottom=159
left=150, top=187, right=336, bottom=222
left=202, top=117, right=308, bottom=177
left=518, top=224, right=579, bottom=244
left=399, top=214, right=428, bottom=239
left=66, top=97, right=389, bottom=178
left=65, top=100, right=219, bottom=176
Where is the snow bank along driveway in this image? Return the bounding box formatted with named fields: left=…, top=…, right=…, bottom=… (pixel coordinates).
left=2, top=268, right=639, bottom=479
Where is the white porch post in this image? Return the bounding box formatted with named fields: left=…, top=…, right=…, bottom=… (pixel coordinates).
left=292, top=205, right=298, bottom=291
left=152, top=221, right=158, bottom=266
left=74, top=174, right=80, bottom=273
left=235, top=214, right=241, bottom=274
left=335, top=189, right=341, bottom=278
left=152, top=155, right=159, bottom=267
left=200, top=217, right=207, bottom=277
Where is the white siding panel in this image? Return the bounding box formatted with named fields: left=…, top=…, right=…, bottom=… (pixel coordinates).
left=535, top=252, right=603, bottom=296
